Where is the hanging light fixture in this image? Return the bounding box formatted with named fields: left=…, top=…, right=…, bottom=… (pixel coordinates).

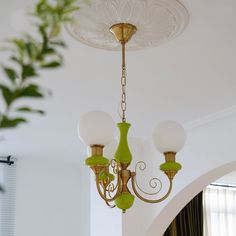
left=67, top=0, right=189, bottom=213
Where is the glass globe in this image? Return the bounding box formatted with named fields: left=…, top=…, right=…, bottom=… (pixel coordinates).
left=103, top=140, right=118, bottom=159
left=152, top=120, right=186, bottom=153
left=78, top=111, right=116, bottom=146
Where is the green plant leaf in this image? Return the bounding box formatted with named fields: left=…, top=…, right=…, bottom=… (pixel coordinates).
left=0, top=0, right=78, bottom=131
left=42, top=47, right=55, bottom=55
left=10, top=56, right=22, bottom=65
left=22, top=65, right=37, bottom=79
left=0, top=116, right=27, bottom=128
left=19, top=84, right=44, bottom=98
left=63, top=6, right=80, bottom=14
left=16, top=106, right=45, bottom=115
left=2, top=67, right=18, bottom=83
left=50, top=24, right=61, bottom=37
left=41, top=61, right=61, bottom=68
left=11, top=39, right=25, bottom=51
left=25, top=41, right=39, bottom=60
left=0, top=84, right=13, bottom=106
left=49, top=40, right=66, bottom=47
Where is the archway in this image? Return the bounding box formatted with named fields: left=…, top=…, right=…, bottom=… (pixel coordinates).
left=146, top=160, right=236, bottom=236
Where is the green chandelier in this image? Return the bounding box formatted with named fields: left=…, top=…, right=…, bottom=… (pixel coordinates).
left=78, top=23, right=186, bottom=213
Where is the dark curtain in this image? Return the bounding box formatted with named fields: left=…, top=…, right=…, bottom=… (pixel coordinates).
left=163, top=192, right=203, bottom=236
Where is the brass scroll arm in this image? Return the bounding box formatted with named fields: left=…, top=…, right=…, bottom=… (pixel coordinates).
left=131, top=172, right=173, bottom=203
left=95, top=172, right=122, bottom=202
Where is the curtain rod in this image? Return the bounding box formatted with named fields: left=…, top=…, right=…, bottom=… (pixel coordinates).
left=0, top=156, right=14, bottom=165
left=210, top=183, right=236, bottom=189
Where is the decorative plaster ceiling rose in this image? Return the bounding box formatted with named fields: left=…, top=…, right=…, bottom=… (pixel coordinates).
left=66, top=0, right=189, bottom=51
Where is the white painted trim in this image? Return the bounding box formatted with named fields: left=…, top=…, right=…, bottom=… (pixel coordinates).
left=184, top=105, right=236, bottom=130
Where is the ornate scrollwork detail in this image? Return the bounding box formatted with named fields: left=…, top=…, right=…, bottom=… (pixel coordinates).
left=134, top=161, right=162, bottom=196
left=104, top=189, right=116, bottom=208
left=110, top=159, right=120, bottom=174
left=103, top=159, right=121, bottom=198
left=95, top=160, right=122, bottom=203
left=93, top=158, right=174, bottom=206
left=105, top=199, right=116, bottom=208
left=106, top=182, right=118, bottom=198
left=96, top=173, right=122, bottom=202
left=131, top=173, right=173, bottom=203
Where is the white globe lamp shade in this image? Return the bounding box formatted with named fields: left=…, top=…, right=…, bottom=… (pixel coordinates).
left=78, top=111, right=116, bottom=146
left=103, top=140, right=118, bottom=158
left=152, top=121, right=186, bottom=153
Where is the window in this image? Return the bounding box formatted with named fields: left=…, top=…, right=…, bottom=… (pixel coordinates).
left=204, top=185, right=236, bottom=236
left=0, top=158, right=16, bottom=236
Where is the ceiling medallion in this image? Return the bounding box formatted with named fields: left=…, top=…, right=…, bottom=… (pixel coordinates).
left=66, top=0, right=189, bottom=51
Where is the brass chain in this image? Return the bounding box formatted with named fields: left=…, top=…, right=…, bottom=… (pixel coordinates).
left=121, top=43, right=127, bottom=122
left=121, top=65, right=127, bottom=122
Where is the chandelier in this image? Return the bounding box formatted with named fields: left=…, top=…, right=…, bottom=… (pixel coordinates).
left=67, top=0, right=189, bottom=213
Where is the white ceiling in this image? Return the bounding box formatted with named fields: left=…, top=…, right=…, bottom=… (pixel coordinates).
left=0, top=0, right=236, bottom=163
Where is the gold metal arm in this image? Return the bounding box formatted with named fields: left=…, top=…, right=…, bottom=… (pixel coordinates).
left=95, top=173, right=122, bottom=202
left=131, top=173, right=173, bottom=203
left=105, top=182, right=119, bottom=198
left=104, top=189, right=116, bottom=208
left=134, top=161, right=163, bottom=195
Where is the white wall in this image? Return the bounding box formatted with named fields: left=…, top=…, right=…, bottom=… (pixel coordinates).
left=123, top=112, right=236, bottom=236
left=15, top=158, right=90, bottom=236
left=90, top=173, right=122, bottom=236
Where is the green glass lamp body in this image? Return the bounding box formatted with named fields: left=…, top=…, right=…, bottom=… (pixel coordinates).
left=114, top=122, right=132, bottom=165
